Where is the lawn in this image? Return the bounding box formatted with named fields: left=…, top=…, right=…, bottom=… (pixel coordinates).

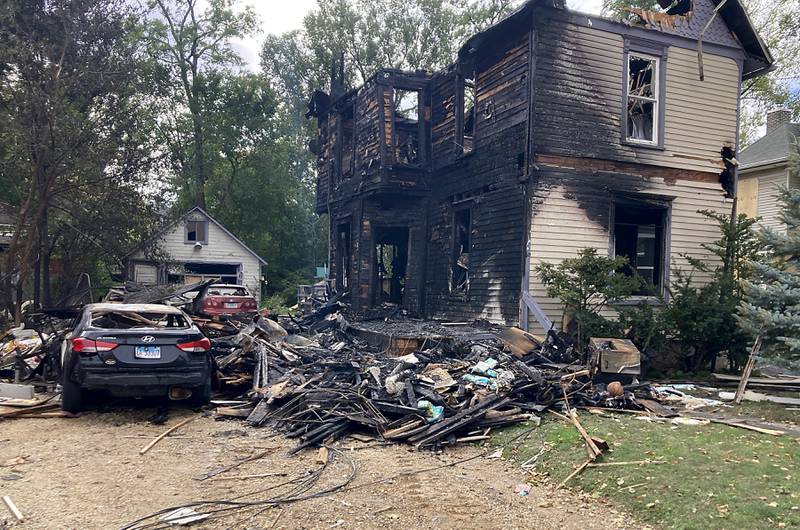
left=494, top=408, right=800, bottom=529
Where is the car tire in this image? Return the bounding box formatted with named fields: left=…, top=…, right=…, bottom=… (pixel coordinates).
left=189, top=376, right=212, bottom=408
left=61, top=362, right=84, bottom=414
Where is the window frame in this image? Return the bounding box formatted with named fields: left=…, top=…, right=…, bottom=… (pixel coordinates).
left=455, top=68, right=477, bottom=156
left=450, top=205, right=473, bottom=295
left=609, top=196, right=672, bottom=300
left=622, top=38, right=667, bottom=150
left=184, top=219, right=208, bottom=245
left=391, top=87, right=424, bottom=167
left=335, top=101, right=356, bottom=182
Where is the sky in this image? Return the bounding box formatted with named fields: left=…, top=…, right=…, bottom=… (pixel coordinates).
left=234, top=0, right=604, bottom=71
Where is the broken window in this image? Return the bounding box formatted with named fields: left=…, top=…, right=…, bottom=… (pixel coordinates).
left=185, top=220, right=208, bottom=244
left=451, top=208, right=471, bottom=293
left=90, top=309, right=190, bottom=329
left=393, top=89, right=420, bottom=165
left=457, top=72, right=476, bottom=154
left=626, top=54, right=660, bottom=145
left=613, top=204, right=667, bottom=294
left=338, top=105, right=355, bottom=180
left=337, top=222, right=351, bottom=291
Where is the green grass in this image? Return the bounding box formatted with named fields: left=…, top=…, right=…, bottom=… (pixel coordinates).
left=494, top=412, right=800, bottom=529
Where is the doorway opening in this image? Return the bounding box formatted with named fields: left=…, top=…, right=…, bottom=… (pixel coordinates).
left=373, top=226, right=410, bottom=306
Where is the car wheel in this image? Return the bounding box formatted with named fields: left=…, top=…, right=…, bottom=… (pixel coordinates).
left=189, top=376, right=212, bottom=408
left=61, top=359, right=84, bottom=414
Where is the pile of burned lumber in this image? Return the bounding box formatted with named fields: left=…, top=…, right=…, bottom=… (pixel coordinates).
left=210, top=309, right=656, bottom=451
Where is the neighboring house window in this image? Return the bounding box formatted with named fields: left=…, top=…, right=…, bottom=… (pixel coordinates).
left=392, top=88, right=420, bottom=165
left=456, top=70, right=476, bottom=154
left=626, top=53, right=660, bottom=145
left=451, top=208, right=471, bottom=293
left=185, top=220, right=208, bottom=244
left=613, top=203, right=668, bottom=295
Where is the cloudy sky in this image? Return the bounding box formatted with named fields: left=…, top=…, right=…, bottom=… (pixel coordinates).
left=235, top=0, right=604, bottom=71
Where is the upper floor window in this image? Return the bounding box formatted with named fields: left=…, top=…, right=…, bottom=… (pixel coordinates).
left=337, top=105, right=355, bottom=181
left=393, top=88, right=420, bottom=165
left=626, top=53, right=660, bottom=145
left=457, top=72, right=476, bottom=154
left=185, top=220, right=207, bottom=244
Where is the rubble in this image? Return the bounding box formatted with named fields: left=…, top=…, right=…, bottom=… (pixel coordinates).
left=207, top=305, right=659, bottom=452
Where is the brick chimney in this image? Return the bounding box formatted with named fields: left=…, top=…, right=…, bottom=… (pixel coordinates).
left=766, top=109, right=793, bottom=134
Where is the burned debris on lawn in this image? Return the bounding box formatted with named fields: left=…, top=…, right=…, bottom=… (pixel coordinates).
left=207, top=303, right=661, bottom=452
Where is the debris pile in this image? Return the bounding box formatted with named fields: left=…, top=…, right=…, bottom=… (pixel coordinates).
left=209, top=307, right=656, bottom=452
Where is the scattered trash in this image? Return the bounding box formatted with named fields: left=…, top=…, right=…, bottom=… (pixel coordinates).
left=514, top=483, right=532, bottom=497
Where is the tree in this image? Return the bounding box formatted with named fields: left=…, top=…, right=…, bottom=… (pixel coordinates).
left=601, top=0, right=800, bottom=146
left=739, top=182, right=800, bottom=362
left=0, top=0, right=162, bottom=317
left=143, top=0, right=258, bottom=208
left=536, top=248, right=641, bottom=347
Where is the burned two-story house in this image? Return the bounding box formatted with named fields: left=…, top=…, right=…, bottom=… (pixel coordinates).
left=307, top=0, right=773, bottom=332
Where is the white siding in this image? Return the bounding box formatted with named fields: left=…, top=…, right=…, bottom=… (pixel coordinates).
left=133, top=263, right=158, bottom=285
left=527, top=177, right=731, bottom=333
left=567, top=26, right=739, bottom=173
left=130, top=212, right=263, bottom=302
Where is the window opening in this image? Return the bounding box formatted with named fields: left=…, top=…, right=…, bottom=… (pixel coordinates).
left=186, top=220, right=208, bottom=244
left=459, top=73, right=476, bottom=154
left=451, top=208, right=471, bottom=293
left=614, top=205, right=666, bottom=295
left=626, top=54, right=659, bottom=145
left=337, top=222, right=351, bottom=291
left=392, top=89, right=420, bottom=164
left=339, top=105, right=355, bottom=180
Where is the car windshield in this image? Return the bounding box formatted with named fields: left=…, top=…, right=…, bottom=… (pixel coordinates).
left=89, top=310, right=190, bottom=329
left=207, top=286, right=249, bottom=297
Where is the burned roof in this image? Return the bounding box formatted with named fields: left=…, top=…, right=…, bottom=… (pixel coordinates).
left=458, top=0, right=773, bottom=79
left=739, top=123, right=800, bottom=170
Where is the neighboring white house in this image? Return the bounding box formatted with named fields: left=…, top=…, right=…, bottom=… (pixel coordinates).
left=737, top=110, right=799, bottom=234
left=125, top=207, right=266, bottom=302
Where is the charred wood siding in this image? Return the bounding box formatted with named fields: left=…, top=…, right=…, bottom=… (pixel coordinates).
left=532, top=12, right=740, bottom=175
left=527, top=166, right=732, bottom=333
left=425, top=34, right=531, bottom=325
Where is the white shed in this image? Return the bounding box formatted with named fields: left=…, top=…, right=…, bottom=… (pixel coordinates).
left=126, top=207, right=266, bottom=303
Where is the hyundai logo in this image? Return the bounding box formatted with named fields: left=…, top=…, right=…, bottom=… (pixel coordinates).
left=141, top=336, right=156, bottom=343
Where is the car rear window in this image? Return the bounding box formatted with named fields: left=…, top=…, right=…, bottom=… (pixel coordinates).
left=207, top=287, right=249, bottom=297
left=89, top=310, right=190, bottom=329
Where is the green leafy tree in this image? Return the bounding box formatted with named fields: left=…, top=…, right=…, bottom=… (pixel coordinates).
left=143, top=0, right=258, bottom=209
left=536, top=248, right=641, bottom=347
left=0, top=0, right=162, bottom=317
left=739, top=183, right=800, bottom=362
left=663, top=210, right=764, bottom=372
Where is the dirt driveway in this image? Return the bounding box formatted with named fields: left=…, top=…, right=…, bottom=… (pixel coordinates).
left=0, top=408, right=642, bottom=529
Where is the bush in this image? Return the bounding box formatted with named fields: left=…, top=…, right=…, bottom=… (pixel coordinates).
left=536, top=248, right=640, bottom=348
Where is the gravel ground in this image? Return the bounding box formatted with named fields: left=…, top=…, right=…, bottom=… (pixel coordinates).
left=0, top=407, right=645, bottom=529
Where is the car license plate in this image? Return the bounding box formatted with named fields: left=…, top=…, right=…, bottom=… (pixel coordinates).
left=224, top=303, right=238, bottom=309
left=135, top=346, right=161, bottom=359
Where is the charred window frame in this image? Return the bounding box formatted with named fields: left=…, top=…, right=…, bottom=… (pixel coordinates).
left=336, top=220, right=352, bottom=292
left=450, top=207, right=472, bottom=293
left=455, top=68, right=476, bottom=155
left=335, top=102, right=356, bottom=181
left=622, top=39, right=667, bottom=149
left=392, top=88, right=422, bottom=166
left=185, top=220, right=208, bottom=245
left=610, top=196, right=671, bottom=298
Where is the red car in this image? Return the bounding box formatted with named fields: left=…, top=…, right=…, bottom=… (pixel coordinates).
left=193, top=284, right=258, bottom=316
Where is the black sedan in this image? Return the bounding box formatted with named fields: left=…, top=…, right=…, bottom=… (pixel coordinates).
left=60, top=303, right=212, bottom=413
